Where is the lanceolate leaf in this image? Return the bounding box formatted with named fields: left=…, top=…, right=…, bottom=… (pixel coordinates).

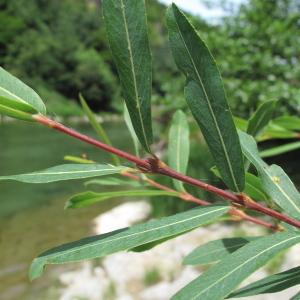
left=234, top=117, right=248, bottom=132
left=0, top=164, right=126, bottom=184
left=29, top=205, right=229, bottom=280
left=66, top=189, right=177, bottom=209
left=167, top=4, right=245, bottom=192
left=0, top=67, right=46, bottom=120
left=183, top=237, right=259, bottom=266
left=168, top=110, right=190, bottom=192
left=260, top=141, right=300, bottom=158
left=173, top=231, right=300, bottom=300
left=247, top=100, right=277, bottom=137
left=103, top=0, right=153, bottom=153
left=239, top=131, right=300, bottom=220
left=258, top=123, right=298, bottom=141
left=229, top=266, right=300, bottom=298
left=85, top=177, right=143, bottom=188
left=79, top=94, right=120, bottom=165
left=124, top=104, right=140, bottom=157
left=272, top=115, right=300, bottom=132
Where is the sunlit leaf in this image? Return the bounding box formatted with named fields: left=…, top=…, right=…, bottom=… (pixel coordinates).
left=66, top=189, right=177, bottom=209
left=260, top=141, right=300, bottom=158
left=124, top=104, right=140, bottom=157
left=167, top=4, right=245, bottom=192
left=173, top=231, right=300, bottom=300
left=84, top=177, right=143, bottom=188
left=258, top=123, right=298, bottom=141
left=247, top=100, right=277, bottom=137
left=103, top=0, right=153, bottom=153
left=234, top=116, right=248, bottom=132
left=229, top=266, right=300, bottom=298
left=79, top=94, right=120, bottom=165
left=168, top=110, right=190, bottom=191
left=239, top=131, right=300, bottom=220
left=64, top=155, right=95, bottom=164
left=183, top=237, right=259, bottom=266
left=272, top=115, right=300, bottom=132
left=0, top=67, right=46, bottom=120
left=0, top=164, right=126, bottom=183
left=29, top=205, right=229, bottom=280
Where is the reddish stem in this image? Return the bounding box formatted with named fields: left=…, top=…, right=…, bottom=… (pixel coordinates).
left=124, top=172, right=278, bottom=230
left=34, top=115, right=300, bottom=229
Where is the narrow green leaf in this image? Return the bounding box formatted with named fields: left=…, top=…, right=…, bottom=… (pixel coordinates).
left=211, top=166, right=269, bottom=202
left=29, top=205, right=229, bottom=280
left=239, top=131, right=300, bottom=220
left=0, top=67, right=46, bottom=120
left=229, top=266, right=300, bottom=298
left=168, top=110, right=190, bottom=192
left=247, top=100, right=277, bottom=137
left=103, top=0, right=153, bottom=153
left=273, top=115, right=300, bottom=132
left=64, top=155, right=95, bottom=164
left=173, top=231, right=300, bottom=300
left=66, top=189, right=177, bottom=209
left=0, top=164, right=126, bottom=184
left=258, top=123, right=298, bottom=141
left=234, top=117, right=248, bottom=132
left=84, top=177, right=143, bottom=188
left=124, top=104, right=140, bottom=157
left=183, top=237, right=259, bottom=266
left=291, top=291, right=300, bottom=300
left=79, top=94, right=120, bottom=165
left=260, top=141, right=300, bottom=158
left=167, top=4, right=245, bottom=192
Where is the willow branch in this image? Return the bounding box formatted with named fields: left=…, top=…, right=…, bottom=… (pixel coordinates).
left=34, top=115, right=299, bottom=229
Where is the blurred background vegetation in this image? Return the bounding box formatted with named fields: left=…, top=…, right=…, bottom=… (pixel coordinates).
left=1, top=1, right=300, bottom=299
left=1, top=0, right=299, bottom=118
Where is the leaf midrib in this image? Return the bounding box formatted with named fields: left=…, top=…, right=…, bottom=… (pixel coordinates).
left=36, top=206, right=227, bottom=262
left=174, top=15, right=239, bottom=192
left=2, top=167, right=122, bottom=178
left=191, top=235, right=300, bottom=299
left=120, top=0, right=150, bottom=151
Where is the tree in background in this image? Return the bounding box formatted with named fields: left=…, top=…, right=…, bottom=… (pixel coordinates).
left=204, top=0, right=300, bottom=117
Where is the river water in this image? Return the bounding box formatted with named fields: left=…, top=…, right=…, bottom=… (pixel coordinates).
left=0, top=120, right=130, bottom=300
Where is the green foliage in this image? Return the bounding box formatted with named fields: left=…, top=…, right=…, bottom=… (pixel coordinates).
left=183, top=237, right=259, bottom=266
left=103, top=0, right=153, bottom=152
left=229, top=266, right=300, bottom=298
left=167, top=4, right=245, bottom=192
left=239, top=131, right=300, bottom=220
left=205, top=0, right=300, bottom=116
left=29, top=205, right=229, bottom=280
left=247, top=100, right=277, bottom=137
left=0, top=164, right=126, bottom=184
left=1, top=2, right=300, bottom=299
left=0, top=67, right=46, bottom=120
left=174, top=232, right=300, bottom=300
left=80, top=94, right=120, bottom=165
left=168, top=110, right=190, bottom=192
left=66, top=189, right=178, bottom=209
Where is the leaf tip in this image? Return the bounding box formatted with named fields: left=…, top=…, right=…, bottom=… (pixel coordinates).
left=29, top=258, right=44, bottom=281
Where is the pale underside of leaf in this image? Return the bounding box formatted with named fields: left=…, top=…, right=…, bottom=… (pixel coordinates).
left=239, top=131, right=300, bottom=220
left=173, top=232, right=300, bottom=300
left=0, top=164, right=126, bottom=183
left=29, top=205, right=229, bottom=280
